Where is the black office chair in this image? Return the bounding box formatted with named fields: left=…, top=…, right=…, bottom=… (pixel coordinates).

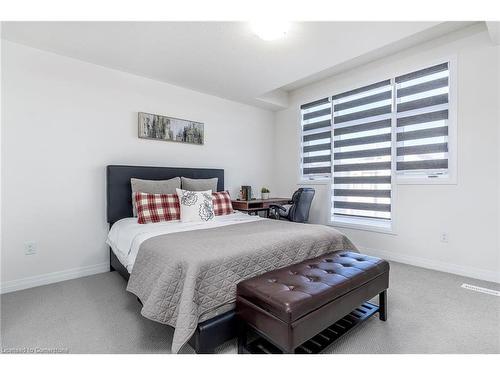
left=269, top=188, right=315, bottom=223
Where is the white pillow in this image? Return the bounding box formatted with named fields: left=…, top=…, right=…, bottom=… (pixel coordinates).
left=176, top=188, right=215, bottom=223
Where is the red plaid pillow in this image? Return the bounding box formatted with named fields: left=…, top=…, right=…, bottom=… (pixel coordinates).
left=135, top=192, right=180, bottom=224
left=212, top=191, right=233, bottom=216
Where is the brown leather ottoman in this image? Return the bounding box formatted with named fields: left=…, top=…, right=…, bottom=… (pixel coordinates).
left=236, top=251, right=389, bottom=354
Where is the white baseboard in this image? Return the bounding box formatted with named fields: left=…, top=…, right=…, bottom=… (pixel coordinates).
left=359, top=246, right=500, bottom=284
left=1, top=249, right=497, bottom=294
left=0, top=262, right=110, bottom=294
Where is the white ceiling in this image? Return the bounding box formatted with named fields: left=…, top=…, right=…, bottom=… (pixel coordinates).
left=1, top=21, right=473, bottom=109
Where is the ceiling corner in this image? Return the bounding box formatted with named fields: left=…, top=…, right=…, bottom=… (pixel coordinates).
left=486, top=22, right=500, bottom=45
left=255, top=89, right=289, bottom=111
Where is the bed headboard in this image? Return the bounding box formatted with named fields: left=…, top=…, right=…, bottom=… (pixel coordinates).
left=106, top=165, right=225, bottom=225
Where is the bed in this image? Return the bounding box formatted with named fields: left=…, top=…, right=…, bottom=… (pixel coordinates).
left=106, top=165, right=357, bottom=353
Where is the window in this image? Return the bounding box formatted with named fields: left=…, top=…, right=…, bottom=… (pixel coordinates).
left=300, top=98, right=332, bottom=180
left=331, top=80, right=393, bottom=223
left=395, top=63, right=450, bottom=179
left=299, top=61, right=454, bottom=230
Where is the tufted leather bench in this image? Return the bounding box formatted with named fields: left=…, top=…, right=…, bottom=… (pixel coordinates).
left=236, top=251, right=389, bottom=353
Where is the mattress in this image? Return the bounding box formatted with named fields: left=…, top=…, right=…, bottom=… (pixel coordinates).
left=106, top=211, right=264, bottom=272
left=106, top=212, right=262, bottom=323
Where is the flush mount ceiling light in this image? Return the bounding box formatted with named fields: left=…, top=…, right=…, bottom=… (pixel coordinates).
left=250, top=21, right=290, bottom=41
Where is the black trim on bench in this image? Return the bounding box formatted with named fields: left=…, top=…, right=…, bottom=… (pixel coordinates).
left=241, top=301, right=381, bottom=354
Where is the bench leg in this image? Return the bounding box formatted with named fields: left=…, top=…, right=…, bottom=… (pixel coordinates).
left=237, top=321, right=247, bottom=354
left=379, top=290, right=387, bottom=321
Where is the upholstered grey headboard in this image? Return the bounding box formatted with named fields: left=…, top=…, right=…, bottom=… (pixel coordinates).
left=106, top=165, right=224, bottom=225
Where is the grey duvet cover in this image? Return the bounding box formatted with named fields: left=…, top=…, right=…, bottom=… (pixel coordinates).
left=126, top=219, right=356, bottom=353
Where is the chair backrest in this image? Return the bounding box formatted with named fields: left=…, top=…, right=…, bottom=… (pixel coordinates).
left=287, top=188, right=315, bottom=223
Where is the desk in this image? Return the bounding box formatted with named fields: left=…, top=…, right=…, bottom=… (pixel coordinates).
left=232, top=198, right=291, bottom=217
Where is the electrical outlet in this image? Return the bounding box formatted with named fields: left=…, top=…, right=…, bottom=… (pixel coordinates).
left=24, top=241, right=37, bottom=255
left=440, top=233, right=449, bottom=243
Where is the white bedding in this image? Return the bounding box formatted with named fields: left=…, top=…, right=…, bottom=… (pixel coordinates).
left=106, top=212, right=264, bottom=272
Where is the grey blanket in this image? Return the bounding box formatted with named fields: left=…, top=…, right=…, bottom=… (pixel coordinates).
left=126, top=219, right=356, bottom=353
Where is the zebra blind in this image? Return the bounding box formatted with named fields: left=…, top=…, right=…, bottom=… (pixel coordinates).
left=301, top=98, right=332, bottom=179
left=332, top=80, right=392, bottom=221
left=395, top=62, right=449, bottom=176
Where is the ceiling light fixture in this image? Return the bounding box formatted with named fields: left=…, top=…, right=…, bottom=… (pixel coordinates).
left=250, top=21, right=290, bottom=41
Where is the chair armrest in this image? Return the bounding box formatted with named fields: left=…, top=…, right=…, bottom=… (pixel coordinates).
left=269, top=204, right=287, bottom=212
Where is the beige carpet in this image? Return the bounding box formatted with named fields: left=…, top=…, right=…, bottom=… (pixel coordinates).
left=1, top=261, right=499, bottom=354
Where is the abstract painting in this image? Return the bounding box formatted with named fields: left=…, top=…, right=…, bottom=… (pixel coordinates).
left=138, top=112, right=204, bottom=145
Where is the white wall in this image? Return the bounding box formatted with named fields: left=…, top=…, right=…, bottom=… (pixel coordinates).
left=273, top=24, right=500, bottom=282
left=1, top=41, right=275, bottom=292
left=2, top=24, right=499, bottom=293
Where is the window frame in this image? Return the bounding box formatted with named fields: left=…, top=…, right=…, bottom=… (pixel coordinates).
left=329, top=77, right=396, bottom=233
left=298, top=99, right=332, bottom=185
left=394, top=56, right=458, bottom=185
left=298, top=56, right=457, bottom=232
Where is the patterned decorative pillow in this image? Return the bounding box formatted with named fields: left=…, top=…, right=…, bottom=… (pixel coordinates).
left=131, top=177, right=181, bottom=217
left=135, top=192, right=180, bottom=224
left=212, top=191, right=234, bottom=216
left=176, top=188, right=215, bottom=223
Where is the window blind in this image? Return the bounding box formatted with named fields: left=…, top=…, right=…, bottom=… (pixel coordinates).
left=331, top=80, right=392, bottom=220
left=300, top=98, right=332, bottom=179
left=395, top=62, right=449, bottom=176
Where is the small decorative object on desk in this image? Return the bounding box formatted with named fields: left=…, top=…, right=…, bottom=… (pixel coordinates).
left=240, top=186, right=252, bottom=201
left=261, top=187, right=270, bottom=200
